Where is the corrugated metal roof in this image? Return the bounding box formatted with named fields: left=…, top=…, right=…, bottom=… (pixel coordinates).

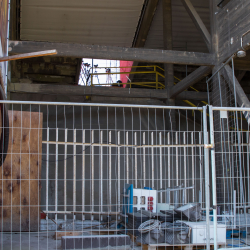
left=20, top=0, right=144, bottom=47
left=144, top=0, right=210, bottom=53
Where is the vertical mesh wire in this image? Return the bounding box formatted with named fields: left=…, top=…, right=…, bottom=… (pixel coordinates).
left=208, top=63, right=250, bottom=248
left=0, top=101, right=209, bottom=250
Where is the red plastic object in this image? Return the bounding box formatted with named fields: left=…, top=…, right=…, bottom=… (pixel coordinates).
left=148, top=201, right=153, bottom=205
left=40, top=212, right=46, bottom=219
left=148, top=196, right=153, bottom=201
left=148, top=206, right=153, bottom=211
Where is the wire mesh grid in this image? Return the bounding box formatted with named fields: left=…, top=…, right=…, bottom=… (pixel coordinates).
left=206, top=60, right=250, bottom=249
left=210, top=106, right=250, bottom=249
left=0, top=101, right=211, bottom=250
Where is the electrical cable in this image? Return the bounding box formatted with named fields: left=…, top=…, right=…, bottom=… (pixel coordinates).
left=138, top=220, right=161, bottom=234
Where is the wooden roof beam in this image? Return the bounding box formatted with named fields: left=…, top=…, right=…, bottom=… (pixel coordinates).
left=9, top=41, right=215, bottom=66
left=8, top=83, right=208, bottom=101
left=129, top=0, right=159, bottom=83
left=181, top=0, right=211, bottom=52
left=133, top=0, right=159, bottom=48
left=223, top=65, right=250, bottom=109
left=170, top=66, right=212, bottom=98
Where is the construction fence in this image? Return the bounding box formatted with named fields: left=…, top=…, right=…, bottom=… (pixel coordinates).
left=0, top=101, right=249, bottom=249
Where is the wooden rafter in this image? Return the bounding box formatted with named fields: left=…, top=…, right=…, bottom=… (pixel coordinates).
left=133, top=0, right=159, bottom=48
left=223, top=65, right=250, bottom=108
left=181, top=0, right=211, bottom=51
left=170, top=66, right=212, bottom=98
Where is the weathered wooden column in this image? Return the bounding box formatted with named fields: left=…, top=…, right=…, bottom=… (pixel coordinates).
left=163, top=0, right=176, bottom=131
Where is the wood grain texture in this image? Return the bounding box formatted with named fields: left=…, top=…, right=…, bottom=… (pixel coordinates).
left=8, top=41, right=215, bottom=66
left=222, top=64, right=250, bottom=107
left=0, top=50, right=57, bottom=62
left=217, top=0, right=250, bottom=63
left=133, top=0, right=158, bottom=48
left=8, top=83, right=208, bottom=101
left=181, top=0, right=211, bottom=51
left=170, top=66, right=212, bottom=98
left=0, top=111, right=43, bottom=231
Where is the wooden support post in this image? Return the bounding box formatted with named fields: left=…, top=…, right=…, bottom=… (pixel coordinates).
left=163, top=0, right=176, bottom=130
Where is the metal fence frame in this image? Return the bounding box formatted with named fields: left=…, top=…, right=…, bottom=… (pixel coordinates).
left=209, top=105, right=250, bottom=250
left=2, top=100, right=250, bottom=249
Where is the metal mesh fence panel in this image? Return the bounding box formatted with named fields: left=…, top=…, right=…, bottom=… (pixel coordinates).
left=0, top=101, right=210, bottom=250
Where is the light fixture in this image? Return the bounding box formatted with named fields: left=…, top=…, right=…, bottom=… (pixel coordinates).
left=237, top=30, right=250, bottom=58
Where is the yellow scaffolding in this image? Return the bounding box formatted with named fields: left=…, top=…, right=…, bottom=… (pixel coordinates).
left=90, top=65, right=165, bottom=89
left=90, top=65, right=207, bottom=109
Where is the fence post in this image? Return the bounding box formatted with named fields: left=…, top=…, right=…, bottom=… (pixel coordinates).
left=203, top=105, right=210, bottom=250
left=209, top=105, right=218, bottom=250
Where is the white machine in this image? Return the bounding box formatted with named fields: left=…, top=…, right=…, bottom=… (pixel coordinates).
left=133, top=188, right=157, bottom=213
left=183, top=221, right=226, bottom=244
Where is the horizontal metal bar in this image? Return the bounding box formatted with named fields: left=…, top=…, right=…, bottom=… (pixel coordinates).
left=236, top=205, right=250, bottom=208
left=0, top=100, right=203, bottom=110
left=42, top=141, right=205, bottom=148
left=88, top=65, right=165, bottom=71
left=43, top=211, right=120, bottom=215
left=206, top=54, right=236, bottom=83
left=219, top=248, right=249, bottom=250
left=212, top=107, right=250, bottom=112
left=158, top=185, right=195, bottom=192
left=210, top=215, right=235, bottom=217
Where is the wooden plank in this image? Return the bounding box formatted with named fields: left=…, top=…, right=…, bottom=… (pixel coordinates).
left=0, top=111, right=43, bottom=231
left=22, top=74, right=75, bottom=84
left=21, top=62, right=77, bottom=76
left=9, top=41, right=215, bottom=66
left=55, top=231, right=83, bottom=240
left=181, top=0, right=211, bottom=51
left=170, top=66, right=212, bottom=98
left=217, top=0, right=250, bottom=63
left=55, top=230, right=118, bottom=240
left=223, top=64, right=250, bottom=108
left=8, top=83, right=208, bottom=101
left=133, top=0, right=158, bottom=48
left=0, top=49, right=57, bottom=62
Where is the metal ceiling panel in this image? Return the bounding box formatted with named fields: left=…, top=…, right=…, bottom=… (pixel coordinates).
left=21, top=0, right=144, bottom=47
left=144, top=0, right=210, bottom=53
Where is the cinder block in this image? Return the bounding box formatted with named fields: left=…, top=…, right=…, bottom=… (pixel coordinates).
left=61, top=234, right=130, bottom=249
